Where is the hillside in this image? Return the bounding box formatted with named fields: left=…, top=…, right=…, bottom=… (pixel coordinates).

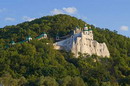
left=0, top=14, right=130, bottom=86
left=0, top=14, right=85, bottom=42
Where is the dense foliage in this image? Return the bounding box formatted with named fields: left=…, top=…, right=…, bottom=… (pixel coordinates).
left=0, top=14, right=130, bottom=86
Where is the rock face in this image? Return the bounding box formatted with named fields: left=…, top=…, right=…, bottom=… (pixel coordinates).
left=54, top=25, right=110, bottom=58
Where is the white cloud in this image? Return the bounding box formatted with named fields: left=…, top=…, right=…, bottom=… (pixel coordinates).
left=120, top=26, right=129, bottom=31
left=51, top=7, right=77, bottom=15
left=5, top=17, right=15, bottom=21
left=63, top=7, right=77, bottom=14
left=51, top=9, right=63, bottom=15
left=22, top=16, right=35, bottom=21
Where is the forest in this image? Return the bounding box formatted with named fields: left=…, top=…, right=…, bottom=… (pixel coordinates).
left=0, top=14, right=130, bottom=86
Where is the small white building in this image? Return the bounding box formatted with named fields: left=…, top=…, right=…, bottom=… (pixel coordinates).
left=26, top=36, right=32, bottom=41
left=54, top=25, right=110, bottom=58
left=36, top=32, right=48, bottom=40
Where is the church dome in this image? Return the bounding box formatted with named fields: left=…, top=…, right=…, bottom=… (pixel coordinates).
left=88, top=26, right=92, bottom=31
left=83, top=24, right=88, bottom=31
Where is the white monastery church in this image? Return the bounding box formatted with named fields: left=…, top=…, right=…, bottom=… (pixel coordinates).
left=54, top=24, right=110, bottom=58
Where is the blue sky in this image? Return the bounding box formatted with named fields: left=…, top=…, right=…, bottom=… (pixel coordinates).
left=0, top=0, right=129, bottom=37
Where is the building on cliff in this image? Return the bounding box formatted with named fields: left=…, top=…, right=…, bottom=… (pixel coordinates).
left=53, top=24, right=110, bottom=58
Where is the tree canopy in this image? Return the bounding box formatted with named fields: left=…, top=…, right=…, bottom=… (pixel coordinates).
left=0, top=14, right=130, bottom=86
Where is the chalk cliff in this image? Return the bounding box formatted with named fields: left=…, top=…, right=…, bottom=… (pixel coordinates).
left=54, top=25, right=110, bottom=58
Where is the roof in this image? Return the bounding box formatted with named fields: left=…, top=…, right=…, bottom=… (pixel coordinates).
left=36, top=32, right=47, bottom=39
left=83, top=29, right=92, bottom=31
left=88, top=29, right=92, bottom=31
left=83, top=26, right=92, bottom=31
left=36, top=35, right=43, bottom=39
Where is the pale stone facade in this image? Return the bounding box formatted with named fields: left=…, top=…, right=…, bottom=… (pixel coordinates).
left=54, top=25, right=110, bottom=58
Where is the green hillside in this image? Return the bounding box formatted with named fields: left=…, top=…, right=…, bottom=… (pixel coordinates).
left=0, top=14, right=130, bottom=86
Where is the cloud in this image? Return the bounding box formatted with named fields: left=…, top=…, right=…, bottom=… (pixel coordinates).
left=51, top=7, right=77, bottom=15
left=120, top=26, right=129, bottom=31
left=63, top=7, right=77, bottom=14
left=5, top=17, right=15, bottom=21
left=51, top=9, right=63, bottom=15
left=22, top=16, right=35, bottom=21
left=0, top=8, right=7, bottom=13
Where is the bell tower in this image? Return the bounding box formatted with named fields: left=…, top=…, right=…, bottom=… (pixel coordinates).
left=88, top=26, right=93, bottom=40
left=83, top=24, right=88, bottom=35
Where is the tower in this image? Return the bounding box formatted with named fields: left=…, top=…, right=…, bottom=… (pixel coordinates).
left=88, top=26, right=93, bottom=40
left=83, top=24, right=89, bottom=35
left=74, top=26, right=81, bottom=34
